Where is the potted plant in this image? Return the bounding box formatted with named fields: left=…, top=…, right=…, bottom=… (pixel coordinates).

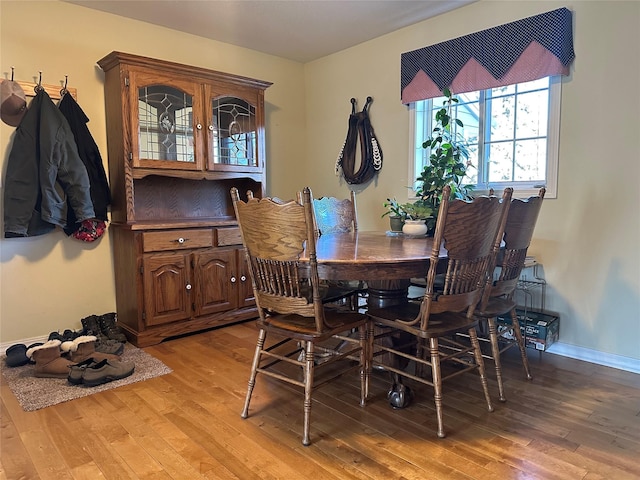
left=382, top=197, right=406, bottom=232
left=414, top=87, right=474, bottom=222
left=399, top=200, right=434, bottom=236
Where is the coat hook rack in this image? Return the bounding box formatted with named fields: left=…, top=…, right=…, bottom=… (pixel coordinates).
left=14, top=72, right=77, bottom=102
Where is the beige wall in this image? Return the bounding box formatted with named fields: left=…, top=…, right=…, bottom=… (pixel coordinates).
left=302, top=0, right=640, bottom=366
left=1, top=1, right=639, bottom=369
left=0, top=0, right=306, bottom=342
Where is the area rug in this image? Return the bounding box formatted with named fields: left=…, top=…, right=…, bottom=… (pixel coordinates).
left=1, top=344, right=172, bottom=411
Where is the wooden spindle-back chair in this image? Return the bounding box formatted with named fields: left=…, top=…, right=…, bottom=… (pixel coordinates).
left=473, top=188, right=546, bottom=401
left=231, top=186, right=369, bottom=446
left=367, top=186, right=513, bottom=438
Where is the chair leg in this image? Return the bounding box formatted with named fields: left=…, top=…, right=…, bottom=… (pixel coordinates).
left=487, top=317, right=506, bottom=402
left=510, top=309, right=533, bottom=380
left=302, top=340, right=315, bottom=446
left=241, top=328, right=266, bottom=419
left=429, top=337, right=446, bottom=438
left=468, top=327, right=494, bottom=413
left=359, top=323, right=368, bottom=405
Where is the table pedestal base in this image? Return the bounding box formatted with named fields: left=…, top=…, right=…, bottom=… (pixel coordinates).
left=366, top=279, right=411, bottom=309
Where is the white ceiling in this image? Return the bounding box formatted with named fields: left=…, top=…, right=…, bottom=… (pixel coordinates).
left=66, top=0, right=476, bottom=63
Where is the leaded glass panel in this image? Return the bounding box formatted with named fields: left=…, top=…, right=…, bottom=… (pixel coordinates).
left=138, top=85, right=194, bottom=162
left=211, top=96, right=256, bottom=166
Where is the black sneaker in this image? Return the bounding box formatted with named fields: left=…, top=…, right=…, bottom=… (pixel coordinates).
left=48, top=331, right=65, bottom=342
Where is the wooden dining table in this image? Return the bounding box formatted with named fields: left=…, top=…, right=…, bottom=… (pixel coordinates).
left=302, top=231, right=446, bottom=308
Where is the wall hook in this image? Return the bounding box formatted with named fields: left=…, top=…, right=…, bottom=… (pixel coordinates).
left=34, top=71, right=43, bottom=93
left=60, top=75, right=68, bottom=96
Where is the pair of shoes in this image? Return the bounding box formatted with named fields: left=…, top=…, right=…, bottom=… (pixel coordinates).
left=27, top=340, right=75, bottom=378
left=48, top=329, right=84, bottom=352
left=80, top=315, right=125, bottom=355
left=68, top=358, right=134, bottom=387
left=81, top=313, right=127, bottom=343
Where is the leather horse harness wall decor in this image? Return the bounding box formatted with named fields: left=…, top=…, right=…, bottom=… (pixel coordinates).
left=335, top=96, right=382, bottom=185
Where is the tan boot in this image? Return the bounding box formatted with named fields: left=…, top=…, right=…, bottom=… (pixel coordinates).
left=62, top=335, right=120, bottom=363
left=27, top=340, right=74, bottom=378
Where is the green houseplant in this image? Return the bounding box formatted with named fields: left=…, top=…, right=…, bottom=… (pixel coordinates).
left=399, top=200, right=433, bottom=236
left=414, top=87, right=474, bottom=219
left=382, top=197, right=406, bottom=232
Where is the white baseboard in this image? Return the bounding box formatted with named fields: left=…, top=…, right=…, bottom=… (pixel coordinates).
left=1, top=335, right=50, bottom=355
left=546, top=342, right=640, bottom=375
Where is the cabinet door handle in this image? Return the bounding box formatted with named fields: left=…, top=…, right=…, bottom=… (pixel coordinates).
left=240, top=275, right=247, bottom=282
left=196, top=123, right=202, bottom=130
left=185, top=283, right=192, bottom=290
left=230, top=276, right=237, bottom=283
left=175, top=237, right=189, bottom=244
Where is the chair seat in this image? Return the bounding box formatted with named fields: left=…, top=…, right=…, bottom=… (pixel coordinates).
left=258, top=310, right=367, bottom=341
left=368, top=302, right=480, bottom=338
left=474, top=296, right=517, bottom=318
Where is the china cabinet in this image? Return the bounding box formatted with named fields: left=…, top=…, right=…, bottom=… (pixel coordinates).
left=98, top=52, right=271, bottom=346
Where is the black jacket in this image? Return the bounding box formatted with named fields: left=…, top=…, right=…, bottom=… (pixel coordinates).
left=3, top=90, right=95, bottom=237
left=58, top=93, right=111, bottom=235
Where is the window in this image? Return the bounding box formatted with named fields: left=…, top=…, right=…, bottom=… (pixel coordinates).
left=411, top=77, right=561, bottom=198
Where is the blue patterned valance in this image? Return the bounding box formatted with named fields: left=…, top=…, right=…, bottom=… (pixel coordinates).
left=401, top=7, right=575, bottom=103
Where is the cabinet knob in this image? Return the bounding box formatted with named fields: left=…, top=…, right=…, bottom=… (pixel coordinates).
left=230, top=276, right=237, bottom=283
left=240, top=275, right=247, bottom=282
left=208, top=125, right=214, bottom=131
left=185, top=283, right=192, bottom=290
left=176, top=237, right=188, bottom=244
left=196, top=123, right=202, bottom=130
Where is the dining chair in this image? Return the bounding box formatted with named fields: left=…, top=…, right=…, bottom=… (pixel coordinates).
left=471, top=187, right=546, bottom=402
left=367, top=185, right=513, bottom=438
left=312, top=190, right=358, bottom=235
left=231, top=186, right=369, bottom=446
left=311, top=191, right=367, bottom=310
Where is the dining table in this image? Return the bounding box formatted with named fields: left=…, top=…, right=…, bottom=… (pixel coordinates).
left=302, top=230, right=446, bottom=309
left=300, top=230, right=447, bottom=408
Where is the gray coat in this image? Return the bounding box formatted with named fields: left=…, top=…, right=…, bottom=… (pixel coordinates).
left=3, top=90, right=95, bottom=237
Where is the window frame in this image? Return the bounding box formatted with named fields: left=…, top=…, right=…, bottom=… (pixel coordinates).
left=409, top=77, right=561, bottom=199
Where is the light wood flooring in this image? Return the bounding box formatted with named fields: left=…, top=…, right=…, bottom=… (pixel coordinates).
left=2, top=321, right=639, bottom=480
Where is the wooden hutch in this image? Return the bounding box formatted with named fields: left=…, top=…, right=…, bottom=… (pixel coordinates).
left=98, top=51, right=271, bottom=346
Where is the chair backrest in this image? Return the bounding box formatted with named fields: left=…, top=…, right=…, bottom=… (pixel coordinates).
left=415, top=186, right=513, bottom=330
left=312, top=191, right=358, bottom=235
left=231, top=186, right=327, bottom=333
left=484, top=188, right=546, bottom=301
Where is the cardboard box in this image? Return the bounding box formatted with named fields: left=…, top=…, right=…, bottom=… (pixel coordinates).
left=496, top=309, right=559, bottom=351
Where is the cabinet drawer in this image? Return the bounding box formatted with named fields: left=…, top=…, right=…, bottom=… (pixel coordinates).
left=216, top=227, right=242, bottom=246
left=143, top=229, right=213, bottom=252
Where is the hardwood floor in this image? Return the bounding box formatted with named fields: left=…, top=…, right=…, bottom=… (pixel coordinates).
left=2, top=321, right=639, bottom=480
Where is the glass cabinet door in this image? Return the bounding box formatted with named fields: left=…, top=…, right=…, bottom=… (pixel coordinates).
left=130, top=71, right=203, bottom=170
left=207, top=90, right=263, bottom=172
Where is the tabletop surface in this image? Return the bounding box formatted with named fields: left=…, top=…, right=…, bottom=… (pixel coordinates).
left=306, top=231, right=443, bottom=281
left=314, top=231, right=438, bottom=263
